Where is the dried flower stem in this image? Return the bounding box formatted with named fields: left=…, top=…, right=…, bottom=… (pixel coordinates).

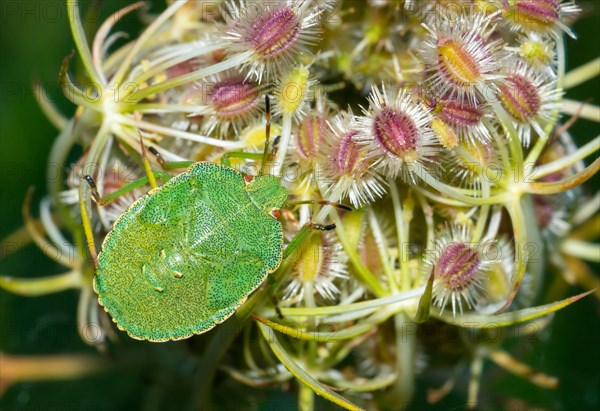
left=535, top=135, right=600, bottom=178
left=129, top=51, right=254, bottom=101
left=564, top=57, right=600, bottom=89
left=111, top=0, right=186, bottom=86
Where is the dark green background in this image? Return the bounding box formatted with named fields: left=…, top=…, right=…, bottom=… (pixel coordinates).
left=1, top=1, right=598, bottom=410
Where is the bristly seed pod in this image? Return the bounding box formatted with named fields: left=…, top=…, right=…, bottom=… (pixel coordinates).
left=532, top=194, right=570, bottom=236
left=296, top=113, right=328, bottom=160
left=499, top=75, right=542, bottom=122
left=222, top=0, right=322, bottom=81
left=518, top=35, right=556, bottom=75
left=182, top=73, right=266, bottom=137
left=424, top=225, right=496, bottom=316
left=283, top=231, right=348, bottom=302
left=274, top=66, right=314, bottom=120
left=318, top=110, right=385, bottom=207
left=290, top=92, right=331, bottom=186
left=420, top=13, right=504, bottom=104
left=444, top=139, right=500, bottom=188
left=430, top=94, right=491, bottom=146
left=356, top=85, right=439, bottom=183
left=501, top=0, right=580, bottom=39
left=431, top=118, right=458, bottom=149
left=497, top=60, right=561, bottom=146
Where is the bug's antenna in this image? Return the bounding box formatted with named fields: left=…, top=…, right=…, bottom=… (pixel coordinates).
left=259, top=95, right=271, bottom=176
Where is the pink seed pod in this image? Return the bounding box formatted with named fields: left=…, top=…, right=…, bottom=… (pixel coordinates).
left=222, top=0, right=322, bottom=82
left=181, top=73, right=266, bottom=137
left=437, top=98, right=484, bottom=129
left=318, top=110, right=385, bottom=207
left=429, top=93, right=491, bottom=145
left=208, top=77, right=263, bottom=119
left=372, top=106, right=420, bottom=157
left=424, top=225, right=497, bottom=316
left=499, top=75, right=542, bottom=122
left=295, top=114, right=329, bottom=161
left=501, top=0, right=580, bottom=39
left=419, top=13, right=504, bottom=105
left=290, top=92, right=331, bottom=187
left=435, top=242, right=481, bottom=293
left=335, top=130, right=363, bottom=177
left=496, top=60, right=561, bottom=146
left=282, top=230, right=349, bottom=302
left=356, top=85, right=439, bottom=183
left=251, top=7, right=301, bottom=58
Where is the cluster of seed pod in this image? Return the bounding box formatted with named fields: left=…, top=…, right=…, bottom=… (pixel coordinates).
left=2, top=1, right=598, bottom=409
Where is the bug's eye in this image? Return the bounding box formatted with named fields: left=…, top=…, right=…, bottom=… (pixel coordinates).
left=269, top=208, right=281, bottom=219
left=244, top=175, right=254, bottom=184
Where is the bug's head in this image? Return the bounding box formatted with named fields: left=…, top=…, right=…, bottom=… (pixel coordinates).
left=246, top=175, right=287, bottom=214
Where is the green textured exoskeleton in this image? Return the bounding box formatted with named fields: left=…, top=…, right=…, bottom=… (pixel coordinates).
left=94, top=162, right=287, bottom=342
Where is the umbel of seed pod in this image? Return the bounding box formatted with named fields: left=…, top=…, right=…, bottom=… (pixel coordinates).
left=496, top=61, right=561, bottom=146
left=296, top=114, right=327, bottom=159
left=516, top=34, right=556, bottom=75
left=182, top=73, right=266, bottom=136
left=430, top=94, right=490, bottom=147
left=420, top=12, right=503, bottom=104
left=283, top=231, right=348, bottom=302
left=426, top=226, right=493, bottom=316
left=445, top=139, right=499, bottom=188
left=356, top=85, right=438, bottom=183
left=222, top=0, right=322, bottom=81
left=318, top=110, right=385, bottom=207
left=501, top=0, right=580, bottom=38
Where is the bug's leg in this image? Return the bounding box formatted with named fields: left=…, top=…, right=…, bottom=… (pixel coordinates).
left=220, top=152, right=263, bottom=168
left=83, top=175, right=158, bottom=206
left=160, top=250, right=183, bottom=278
left=286, top=199, right=353, bottom=212
left=138, top=131, right=158, bottom=190
left=148, top=146, right=194, bottom=170
left=221, top=95, right=274, bottom=172
left=79, top=183, right=99, bottom=266
left=266, top=273, right=284, bottom=319
left=142, top=264, right=164, bottom=293
left=82, top=134, right=175, bottom=206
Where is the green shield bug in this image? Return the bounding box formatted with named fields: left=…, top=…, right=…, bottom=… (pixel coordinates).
left=80, top=96, right=344, bottom=342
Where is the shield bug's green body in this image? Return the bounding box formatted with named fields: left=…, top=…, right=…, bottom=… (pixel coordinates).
left=94, top=162, right=287, bottom=341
